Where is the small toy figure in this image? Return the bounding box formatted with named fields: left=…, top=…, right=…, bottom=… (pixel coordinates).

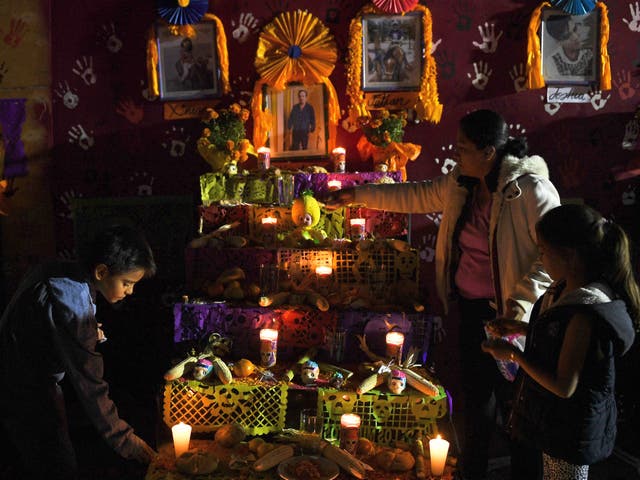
left=387, top=369, right=407, bottom=394
left=285, top=190, right=328, bottom=246
left=300, top=360, right=320, bottom=386
left=193, top=358, right=214, bottom=381
left=329, top=371, right=345, bottom=389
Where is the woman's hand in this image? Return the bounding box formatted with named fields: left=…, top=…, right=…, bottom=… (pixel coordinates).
left=481, top=337, right=517, bottom=362
left=323, top=187, right=356, bottom=210
left=485, top=318, right=528, bottom=337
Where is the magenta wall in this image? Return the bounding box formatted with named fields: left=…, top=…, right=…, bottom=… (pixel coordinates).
left=50, top=1, right=640, bottom=297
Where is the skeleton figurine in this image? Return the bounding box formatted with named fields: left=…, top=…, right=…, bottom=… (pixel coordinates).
left=387, top=369, right=407, bottom=394
left=300, top=360, right=320, bottom=386
left=192, top=358, right=214, bottom=381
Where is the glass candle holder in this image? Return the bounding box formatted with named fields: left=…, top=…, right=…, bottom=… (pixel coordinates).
left=315, top=265, right=332, bottom=294
left=429, top=434, right=450, bottom=476
left=261, top=216, right=277, bottom=246
left=257, top=146, right=271, bottom=170
left=331, top=147, right=346, bottom=173
left=259, top=328, right=278, bottom=367
left=171, top=422, right=192, bottom=458
left=327, top=179, right=342, bottom=191
left=385, top=331, right=405, bottom=363
left=339, top=413, right=361, bottom=454
left=349, top=218, right=366, bottom=241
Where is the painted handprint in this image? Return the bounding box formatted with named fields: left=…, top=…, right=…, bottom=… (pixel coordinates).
left=57, top=190, right=83, bottom=219
left=231, top=12, right=259, bottom=44
left=467, top=60, right=492, bottom=90
left=557, top=153, right=582, bottom=190
left=434, top=144, right=457, bottom=174
left=3, top=18, right=27, bottom=48
left=453, top=0, right=474, bottom=31
left=418, top=234, right=436, bottom=263
left=425, top=212, right=443, bottom=226
left=622, top=118, right=639, bottom=150
left=541, top=95, right=561, bottom=116
left=68, top=124, right=95, bottom=151
left=509, top=123, right=526, bottom=136
left=589, top=90, right=610, bottom=111
left=72, top=56, right=97, bottom=86
left=472, top=22, right=503, bottom=53
left=54, top=81, right=79, bottom=109
left=430, top=38, right=442, bottom=55
left=509, top=63, right=526, bottom=92
left=128, top=171, right=155, bottom=196
left=623, top=2, right=640, bottom=32
left=162, top=125, right=190, bottom=158
left=0, top=61, right=8, bottom=85
left=116, top=99, right=143, bottom=124
left=613, top=69, right=638, bottom=101
left=98, top=22, right=123, bottom=53
left=435, top=49, right=456, bottom=80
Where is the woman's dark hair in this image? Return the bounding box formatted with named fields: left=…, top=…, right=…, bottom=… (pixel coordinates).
left=81, top=225, right=156, bottom=277
left=460, top=109, right=529, bottom=191
left=545, top=15, right=571, bottom=42
left=536, top=204, right=640, bottom=328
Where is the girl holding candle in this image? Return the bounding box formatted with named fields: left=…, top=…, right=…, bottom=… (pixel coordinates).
left=482, top=205, right=638, bottom=480
left=0, top=225, right=158, bottom=479
left=325, top=109, right=560, bottom=480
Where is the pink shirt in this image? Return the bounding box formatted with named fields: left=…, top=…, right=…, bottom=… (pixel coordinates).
left=455, top=194, right=495, bottom=299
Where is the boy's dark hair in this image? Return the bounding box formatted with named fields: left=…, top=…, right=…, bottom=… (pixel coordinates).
left=545, top=15, right=571, bottom=42
left=81, top=225, right=156, bottom=277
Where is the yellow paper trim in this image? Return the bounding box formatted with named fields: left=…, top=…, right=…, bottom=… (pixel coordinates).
left=146, top=14, right=230, bottom=100
left=346, top=4, right=442, bottom=124
left=527, top=2, right=611, bottom=90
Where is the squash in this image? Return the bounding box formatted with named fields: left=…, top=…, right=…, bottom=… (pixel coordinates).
left=215, top=423, right=246, bottom=448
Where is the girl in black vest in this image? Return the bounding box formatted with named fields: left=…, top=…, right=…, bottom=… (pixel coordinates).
left=482, top=204, right=639, bottom=480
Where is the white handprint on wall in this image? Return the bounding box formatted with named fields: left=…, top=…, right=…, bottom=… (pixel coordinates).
left=590, top=90, right=611, bottom=111
left=541, top=95, right=561, bottom=116
left=467, top=61, right=492, bottom=90
left=72, top=56, right=97, bottom=86
left=68, top=125, right=94, bottom=150
left=622, top=118, right=639, bottom=150
left=231, top=12, right=259, bottom=44
left=54, top=81, right=79, bottom=109
left=509, top=63, right=526, bottom=92
left=162, top=126, right=190, bottom=158
left=434, top=144, right=457, bottom=175
left=623, top=2, right=640, bottom=32
left=57, top=190, right=83, bottom=219
left=98, top=22, right=122, bottom=53
left=472, top=22, right=503, bottom=53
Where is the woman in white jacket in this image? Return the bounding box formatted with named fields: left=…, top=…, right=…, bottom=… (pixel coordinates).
left=326, top=109, right=560, bottom=480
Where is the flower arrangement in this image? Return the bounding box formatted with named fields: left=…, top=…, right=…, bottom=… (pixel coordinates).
left=197, top=103, right=256, bottom=172
left=359, top=109, right=407, bottom=147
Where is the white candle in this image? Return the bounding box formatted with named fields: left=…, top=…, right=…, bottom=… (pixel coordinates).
left=315, top=265, right=333, bottom=277
left=259, top=328, right=278, bottom=367
left=429, top=435, right=450, bottom=476
left=327, top=179, right=342, bottom=191
left=385, top=331, right=405, bottom=363
left=349, top=218, right=366, bottom=241
left=331, top=147, right=346, bottom=173
left=257, top=146, right=271, bottom=170
left=172, top=422, right=192, bottom=458
left=261, top=216, right=277, bottom=225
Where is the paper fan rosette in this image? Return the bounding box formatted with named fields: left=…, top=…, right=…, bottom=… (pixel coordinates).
left=346, top=3, right=442, bottom=124
left=251, top=10, right=341, bottom=151
left=549, top=0, right=596, bottom=14
left=156, top=0, right=209, bottom=27
left=525, top=1, right=610, bottom=90
left=146, top=11, right=230, bottom=100
left=372, top=0, right=419, bottom=14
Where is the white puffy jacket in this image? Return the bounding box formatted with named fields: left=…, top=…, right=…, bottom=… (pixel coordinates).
left=353, top=154, right=561, bottom=322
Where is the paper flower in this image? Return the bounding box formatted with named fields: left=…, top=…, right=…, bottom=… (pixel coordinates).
left=372, top=0, right=419, bottom=14
left=156, top=0, right=209, bottom=25
left=255, top=9, right=337, bottom=90
left=549, top=0, right=596, bottom=15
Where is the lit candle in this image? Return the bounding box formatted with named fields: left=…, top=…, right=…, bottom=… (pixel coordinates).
left=172, top=422, right=192, bottom=458
left=259, top=328, right=278, bottom=367
left=349, top=218, right=366, bottom=241
left=257, top=146, right=271, bottom=170
left=315, top=265, right=333, bottom=277
left=339, top=413, right=361, bottom=454
left=261, top=216, right=277, bottom=246
left=385, top=331, right=405, bottom=363
left=327, top=179, right=342, bottom=191
left=429, top=435, right=450, bottom=477
left=331, top=147, right=346, bottom=173
left=262, top=216, right=277, bottom=226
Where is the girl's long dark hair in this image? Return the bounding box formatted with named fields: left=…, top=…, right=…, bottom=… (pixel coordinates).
left=536, top=204, right=640, bottom=329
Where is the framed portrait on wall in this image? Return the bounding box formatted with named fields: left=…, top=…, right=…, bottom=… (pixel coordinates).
left=361, top=12, right=423, bottom=91
left=156, top=22, right=220, bottom=100
left=541, top=9, right=599, bottom=85
left=263, top=83, right=328, bottom=160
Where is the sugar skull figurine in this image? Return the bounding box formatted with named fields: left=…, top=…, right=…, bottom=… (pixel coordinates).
left=300, top=360, right=320, bottom=386
left=329, top=371, right=345, bottom=389
left=193, top=358, right=214, bottom=381
left=387, top=369, right=407, bottom=394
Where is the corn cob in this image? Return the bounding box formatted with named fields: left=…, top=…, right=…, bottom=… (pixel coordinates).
left=414, top=438, right=427, bottom=479
left=357, top=372, right=386, bottom=394
left=400, top=368, right=440, bottom=397
left=320, top=442, right=366, bottom=479
left=211, top=356, right=233, bottom=384
left=253, top=444, right=295, bottom=471
left=316, top=362, right=354, bottom=381
left=259, top=291, right=290, bottom=307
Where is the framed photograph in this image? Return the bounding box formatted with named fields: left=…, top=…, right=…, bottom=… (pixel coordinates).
left=263, top=83, right=329, bottom=160
left=361, top=12, right=424, bottom=91
left=541, top=9, right=599, bottom=85
left=155, top=22, right=220, bottom=101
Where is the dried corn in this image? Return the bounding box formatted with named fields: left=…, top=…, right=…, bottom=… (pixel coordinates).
left=211, top=357, right=233, bottom=384
left=320, top=442, right=367, bottom=479
left=401, top=368, right=440, bottom=397
left=253, top=444, right=294, bottom=471
left=357, top=372, right=386, bottom=394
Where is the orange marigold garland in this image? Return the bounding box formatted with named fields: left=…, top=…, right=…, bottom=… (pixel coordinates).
left=346, top=3, right=442, bottom=124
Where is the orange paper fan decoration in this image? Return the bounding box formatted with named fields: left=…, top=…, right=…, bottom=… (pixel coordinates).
left=372, top=0, right=419, bottom=14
